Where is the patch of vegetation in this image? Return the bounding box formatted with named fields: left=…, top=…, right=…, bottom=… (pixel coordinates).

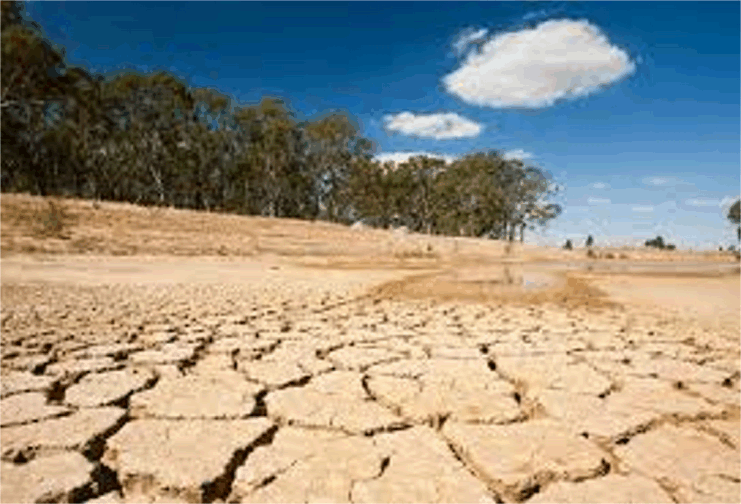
left=563, top=239, right=573, bottom=250
left=32, top=199, right=73, bottom=239
left=394, top=247, right=439, bottom=260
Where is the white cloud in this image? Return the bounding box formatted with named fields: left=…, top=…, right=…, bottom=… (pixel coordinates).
left=643, top=177, right=670, bottom=186
left=587, top=197, right=611, bottom=205
left=591, top=182, right=610, bottom=189
left=453, top=28, right=489, bottom=56
left=443, top=19, right=635, bottom=109
left=685, top=198, right=720, bottom=207
left=384, top=112, right=482, bottom=140
left=643, top=176, right=689, bottom=187
left=374, top=151, right=457, bottom=165
left=502, top=149, right=535, bottom=161
left=632, top=206, right=654, bottom=213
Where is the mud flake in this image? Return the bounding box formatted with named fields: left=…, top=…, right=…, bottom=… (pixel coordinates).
left=0, top=452, right=94, bottom=503
left=528, top=474, right=673, bottom=503
left=615, top=424, right=740, bottom=503
left=65, top=368, right=154, bottom=407
left=367, top=359, right=520, bottom=424
left=352, top=427, right=496, bottom=503
left=266, top=371, right=405, bottom=434
left=103, top=418, right=273, bottom=501
left=443, top=419, right=609, bottom=498
left=0, top=371, right=54, bottom=398
left=130, top=372, right=262, bottom=419
left=0, top=392, right=70, bottom=427
left=1, top=406, right=126, bottom=461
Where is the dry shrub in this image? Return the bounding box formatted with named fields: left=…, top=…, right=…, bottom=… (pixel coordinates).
left=586, top=248, right=597, bottom=259
left=393, top=246, right=439, bottom=260
left=604, top=252, right=615, bottom=259
left=32, top=198, right=74, bottom=239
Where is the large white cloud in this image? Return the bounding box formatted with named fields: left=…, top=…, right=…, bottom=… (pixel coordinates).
left=384, top=112, right=482, bottom=139
left=443, top=19, right=635, bottom=108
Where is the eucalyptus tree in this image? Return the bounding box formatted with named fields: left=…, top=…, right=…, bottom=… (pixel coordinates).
left=304, top=113, right=367, bottom=222
left=233, top=97, right=309, bottom=217
left=397, top=155, right=447, bottom=233
left=1, top=1, right=68, bottom=195
left=96, top=71, right=193, bottom=204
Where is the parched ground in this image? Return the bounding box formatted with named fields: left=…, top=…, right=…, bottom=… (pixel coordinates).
left=1, top=194, right=739, bottom=503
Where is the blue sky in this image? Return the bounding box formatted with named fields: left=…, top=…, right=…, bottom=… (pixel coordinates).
left=28, top=1, right=740, bottom=249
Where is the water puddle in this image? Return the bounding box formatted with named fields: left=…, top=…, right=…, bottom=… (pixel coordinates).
left=441, top=263, right=561, bottom=291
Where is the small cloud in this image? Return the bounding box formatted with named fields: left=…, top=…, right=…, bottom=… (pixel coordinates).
left=384, top=112, right=482, bottom=140
left=443, top=19, right=636, bottom=109
left=643, top=176, right=687, bottom=187
left=453, top=27, right=489, bottom=56
left=632, top=206, right=654, bottom=213
left=591, top=182, right=610, bottom=190
left=374, top=151, right=457, bottom=165
left=685, top=198, right=719, bottom=207
left=502, top=149, right=535, bottom=161
left=587, top=197, right=611, bottom=205
left=643, top=177, right=670, bottom=186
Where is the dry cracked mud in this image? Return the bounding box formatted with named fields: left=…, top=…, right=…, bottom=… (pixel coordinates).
left=1, top=251, right=739, bottom=503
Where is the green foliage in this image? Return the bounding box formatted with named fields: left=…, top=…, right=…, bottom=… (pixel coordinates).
left=563, top=239, right=573, bottom=250
left=585, top=235, right=594, bottom=247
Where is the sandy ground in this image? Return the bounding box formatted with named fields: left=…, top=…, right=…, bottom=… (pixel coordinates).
left=1, top=194, right=740, bottom=503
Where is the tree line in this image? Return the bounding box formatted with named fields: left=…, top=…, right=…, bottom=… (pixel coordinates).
left=1, top=1, right=562, bottom=242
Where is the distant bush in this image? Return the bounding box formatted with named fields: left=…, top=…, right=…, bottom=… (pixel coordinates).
left=586, top=248, right=597, bottom=258
left=604, top=252, right=615, bottom=259
left=645, top=235, right=676, bottom=250
left=729, top=245, right=736, bottom=252
left=563, top=239, right=573, bottom=250
left=586, top=235, right=594, bottom=247
left=645, top=236, right=665, bottom=249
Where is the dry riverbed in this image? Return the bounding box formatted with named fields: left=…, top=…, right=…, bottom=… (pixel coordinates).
left=1, top=194, right=739, bottom=503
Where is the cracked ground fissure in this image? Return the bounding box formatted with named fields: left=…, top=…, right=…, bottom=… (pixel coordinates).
left=1, top=268, right=739, bottom=503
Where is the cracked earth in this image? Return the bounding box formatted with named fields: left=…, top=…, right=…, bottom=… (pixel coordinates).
left=1, top=250, right=739, bottom=503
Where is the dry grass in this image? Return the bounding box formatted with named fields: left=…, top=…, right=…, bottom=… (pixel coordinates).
left=2, top=193, right=737, bottom=267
